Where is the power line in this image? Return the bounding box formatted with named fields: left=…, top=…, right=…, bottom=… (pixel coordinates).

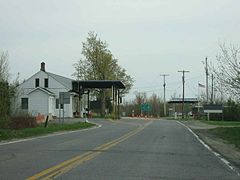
left=131, top=75, right=204, bottom=91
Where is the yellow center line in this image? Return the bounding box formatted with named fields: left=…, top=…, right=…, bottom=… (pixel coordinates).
left=26, top=121, right=152, bottom=180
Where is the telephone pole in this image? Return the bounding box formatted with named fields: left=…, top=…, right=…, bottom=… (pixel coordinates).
left=178, top=70, right=190, bottom=119
left=160, top=74, right=169, bottom=117
left=205, top=57, right=209, bottom=103
left=211, top=74, right=214, bottom=103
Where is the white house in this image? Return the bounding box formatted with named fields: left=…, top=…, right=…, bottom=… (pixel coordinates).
left=16, top=62, right=78, bottom=118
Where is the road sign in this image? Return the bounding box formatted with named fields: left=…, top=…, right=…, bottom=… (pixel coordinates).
left=141, top=103, right=152, bottom=112
left=59, top=92, right=70, bottom=104
left=203, top=104, right=223, bottom=113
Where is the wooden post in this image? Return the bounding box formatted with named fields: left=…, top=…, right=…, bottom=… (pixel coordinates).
left=112, top=86, right=115, bottom=119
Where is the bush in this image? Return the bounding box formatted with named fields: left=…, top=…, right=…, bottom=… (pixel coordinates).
left=0, top=115, right=10, bottom=129
left=223, top=100, right=240, bottom=121
left=9, top=116, right=37, bottom=130
left=0, top=81, right=11, bottom=128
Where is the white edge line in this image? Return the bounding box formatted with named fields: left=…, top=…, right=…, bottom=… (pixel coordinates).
left=0, top=123, right=102, bottom=146
left=177, top=121, right=240, bottom=176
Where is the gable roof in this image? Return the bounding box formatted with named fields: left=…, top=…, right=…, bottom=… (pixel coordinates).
left=28, top=87, right=55, bottom=96
left=47, top=72, right=74, bottom=90
left=19, top=62, right=74, bottom=90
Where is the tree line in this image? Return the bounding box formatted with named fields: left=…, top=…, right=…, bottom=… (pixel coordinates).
left=121, top=92, right=165, bottom=117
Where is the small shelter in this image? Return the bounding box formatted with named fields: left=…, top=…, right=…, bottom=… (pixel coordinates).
left=168, top=98, right=198, bottom=117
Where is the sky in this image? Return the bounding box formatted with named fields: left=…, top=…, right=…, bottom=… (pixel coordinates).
left=1, top=0, right=240, bottom=101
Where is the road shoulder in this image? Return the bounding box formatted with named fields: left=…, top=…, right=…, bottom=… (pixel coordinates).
left=181, top=120, right=240, bottom=169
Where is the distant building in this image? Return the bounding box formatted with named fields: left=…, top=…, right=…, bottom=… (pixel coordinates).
left=168, top=98, right=198, bottom=116
left=15, top=62, right=78, bottom=117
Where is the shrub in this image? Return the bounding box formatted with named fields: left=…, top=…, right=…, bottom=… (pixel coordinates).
left=223, top=100, right=240, bottom=121
left=9, top=116, right=37, bottom=129
left=0, top=115, right=10, bottom=129
left=0, top=81, right=10, bottom=128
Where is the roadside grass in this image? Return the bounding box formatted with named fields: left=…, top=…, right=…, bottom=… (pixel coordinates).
left=0, top=122, right=95, bottom=141
left=210, top=127, right=240, bottom=149
left=200, top=120, right=240, bottom=126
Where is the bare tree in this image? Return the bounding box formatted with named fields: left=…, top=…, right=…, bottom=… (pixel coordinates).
left=0, top=50, right=10, bottom=128
left=211, top=43, right=240, bottom=101
left=0, top=50, right=9, bottom=82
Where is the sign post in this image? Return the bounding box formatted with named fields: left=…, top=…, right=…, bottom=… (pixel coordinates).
left=59, top=92, right=70, bottom=124
left=203, top=104, right=223, bottom=121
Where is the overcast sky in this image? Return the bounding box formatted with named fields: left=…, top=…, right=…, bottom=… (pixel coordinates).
left=1, top=0, right=239, bottom=100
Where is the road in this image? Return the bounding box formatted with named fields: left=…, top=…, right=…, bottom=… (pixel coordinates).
left=0, top=119, right=239, bottom=180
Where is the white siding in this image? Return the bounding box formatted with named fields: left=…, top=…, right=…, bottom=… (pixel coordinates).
left=48, top=76, right=69, bottom=96
left=18, top=71, right=68, bottom=96
left=48, top=96, right=55, bottom=115
left=18, top=71, right=46, bottom=95
left=28, top=90, right=49, bottom=116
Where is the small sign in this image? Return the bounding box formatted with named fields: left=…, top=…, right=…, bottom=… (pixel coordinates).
left=59, top=92, right=70, bottom=104
left=203, top=104, right=223, bottom=113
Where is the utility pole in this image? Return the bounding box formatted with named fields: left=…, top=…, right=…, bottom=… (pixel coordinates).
left=204, top=57, right=210, bottom=120
left=160, top=74, right=169, bottom=117
left=220, top=72, right=223, bottom=103
left=178, top=70, right=190, bottom=119
left=211, top=74, right=214, bottom=104
left=205, top=57, right=209, bottom=103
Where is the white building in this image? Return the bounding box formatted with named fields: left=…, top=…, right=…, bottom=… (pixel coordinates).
left=16, top=62, right=78, bottom=118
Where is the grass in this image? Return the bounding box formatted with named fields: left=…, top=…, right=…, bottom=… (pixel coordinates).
left=0, top=122, right=95, bottom=141
left=210, top=127, right=240, bottom=149
left=200, top=120, right=240, bottom=126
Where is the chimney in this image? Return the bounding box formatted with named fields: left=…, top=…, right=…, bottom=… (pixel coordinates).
left=40, top=62, right=45, bottom=72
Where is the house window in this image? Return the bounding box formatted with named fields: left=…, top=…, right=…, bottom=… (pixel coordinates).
left=21, top=98, right=28, bottom=109
left=44, top=78, right=49, bottom=88
left=35, top=78, right=39, bottom=87
left=56, top=98, right=59, bottom=109
left=56, top=99, right=63, bottom=109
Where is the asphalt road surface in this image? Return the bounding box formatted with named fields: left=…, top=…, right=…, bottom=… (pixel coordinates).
left=0, top=119, right=239, bottom=180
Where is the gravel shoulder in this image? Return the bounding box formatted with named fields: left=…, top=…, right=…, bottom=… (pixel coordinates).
left=181, top=120, right=240, bottom=169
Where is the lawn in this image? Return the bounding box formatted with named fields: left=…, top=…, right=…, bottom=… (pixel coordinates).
left=210, top=127, right=240, bottom=149
left=201, top=120, right=240, bottom=126
left=0, top=122, right=95, bottom=141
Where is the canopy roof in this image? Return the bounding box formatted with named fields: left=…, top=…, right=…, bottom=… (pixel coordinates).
left=72, top=80, right=125, bottom=92
left=168, top=98, right=198, bottom=104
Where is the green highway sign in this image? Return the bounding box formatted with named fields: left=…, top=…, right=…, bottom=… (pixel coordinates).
left=141, top=103, right=152, bottom=112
